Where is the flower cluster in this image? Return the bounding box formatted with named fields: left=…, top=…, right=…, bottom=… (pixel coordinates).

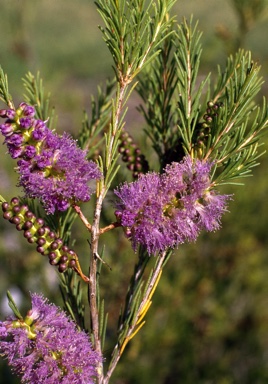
left=0, top=293, right=101, bottom=384
left=0, top=103, right=102, bottom=214
left=2, top=197, right=79, bottom=273
left=114, top=156, right=230, bottom=254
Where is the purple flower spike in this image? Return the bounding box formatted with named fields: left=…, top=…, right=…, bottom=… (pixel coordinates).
left=0, top=293, right=102, bottom=384
left=115, top=172, right=172, bottom=254
left=114, top=156, right=231, bottom=254
left=163, top=157, right=231, bottom=233
left=19, top=132, right=102, bottom=214
left=0, top=102, right=102, bottom=213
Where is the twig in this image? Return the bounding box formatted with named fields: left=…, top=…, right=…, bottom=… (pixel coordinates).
left=89, top=79, right=129, bottom=383
left=99, top=221, right=121, bottom=234
left=72, top=204, right=92, bottom=231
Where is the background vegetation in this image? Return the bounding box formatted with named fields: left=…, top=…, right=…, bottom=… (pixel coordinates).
left=0, top=1, right=268, bottom=383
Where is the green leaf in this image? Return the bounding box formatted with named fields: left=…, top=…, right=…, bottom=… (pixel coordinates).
left=6, top=291, right=23, bottom=320
left=22, top=72, right=56, bottom=129
left=0, top=67, right=14, bottom=108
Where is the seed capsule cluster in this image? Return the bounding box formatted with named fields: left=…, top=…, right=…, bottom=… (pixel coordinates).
left=2, top=198, right=77, bottom=273
left=203, top=100, right=223, bottom=125
left=118, top=130, right=149, bottom=179
left=195, top=101, right=223, bottom=154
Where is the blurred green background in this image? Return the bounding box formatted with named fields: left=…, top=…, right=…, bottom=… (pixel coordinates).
left=1, top=1, right=268, bottom=383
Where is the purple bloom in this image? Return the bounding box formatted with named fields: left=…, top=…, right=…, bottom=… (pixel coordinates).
left=18, top=131, right=102, bottom=214
left=115, top=172, right=169, bottom=254
left=114, top=156, right=231, bottom=254
left=0, top=108, right=16, bottom=119
left=18, top=102, right=36, bottom=118
left=19, top=117, right=33, bottom=129
left=24, top=145, right=37, bottom=159
left=31, top=120, right=49, bottom=140
left=6, top=144, right=24, bottom=159
left=162, top=157, right=230, bottom=232
left=5, top=133, right=24, bottom=146
left=0, top=103, right=102, bottom=214
left=0, top=293, right=102, bottom=384
left=0, top=121, right=16, bottom=136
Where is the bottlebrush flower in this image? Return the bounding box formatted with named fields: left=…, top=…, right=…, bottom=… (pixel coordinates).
left=0, top=103, right=102, bottom=214
left=17, top=131, right=102, bottom=214
left=115, top=172, right=168, bottom=254
left=0, top=293, right=102, bottom=384
left=114, top=156, right=231, bottom=254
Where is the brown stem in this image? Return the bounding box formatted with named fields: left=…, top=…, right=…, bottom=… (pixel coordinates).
left=88, top=187, right=105, bottom=380
left=89, top=81, right=129, bottom=384
left=73, top=204, right=92, bottom=231
left=99, top=221, right=121, bottom=234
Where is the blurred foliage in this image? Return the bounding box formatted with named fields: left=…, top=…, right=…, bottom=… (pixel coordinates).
left=217, top=0, right=268, bottom=51
left=0, top=1, right=268, bottom=383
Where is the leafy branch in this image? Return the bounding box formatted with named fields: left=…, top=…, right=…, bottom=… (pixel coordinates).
left=203, top=51, right=268, bottom=184
left=0, top=67, right=14, bottom=109
left=175, top=18, right=210, bottom=157
left=84, top=2, right=177, bottom=382
left=95, top=0, right=176, bottom=84
left=78, top=78, right=115, bottom=158
left=138, top=18, right=268, bottom=185
left=137, top=19, right=210, bottom=169
left=59, top=270, right=86, bottom=331
left=22, top=72, right=56, bottom=129
left=137, top=24, right=180, bottom=169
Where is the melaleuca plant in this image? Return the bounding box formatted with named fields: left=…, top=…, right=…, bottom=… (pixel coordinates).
left=0, top=1, right=268, bottom=383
